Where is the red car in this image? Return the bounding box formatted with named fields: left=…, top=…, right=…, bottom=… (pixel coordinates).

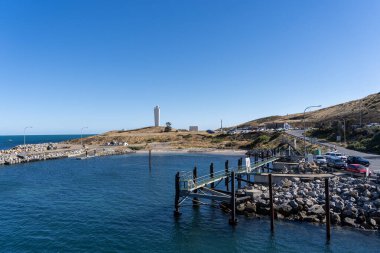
left=345, top=164, right=372, bottom=176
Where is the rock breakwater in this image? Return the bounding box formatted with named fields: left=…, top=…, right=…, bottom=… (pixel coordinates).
left=0, top=143, right=135, bottom=165
left=238, top=176, right=380, bottom=230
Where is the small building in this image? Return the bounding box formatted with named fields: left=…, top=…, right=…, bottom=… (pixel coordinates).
left=189, top=126, right=198, bottom=132
left=265, top=122, right=292, bottom=130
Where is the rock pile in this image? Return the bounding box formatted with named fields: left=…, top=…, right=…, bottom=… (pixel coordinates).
left=0, top=143, right=135, bottom=165
left=238, top=177, right=380, bottom=230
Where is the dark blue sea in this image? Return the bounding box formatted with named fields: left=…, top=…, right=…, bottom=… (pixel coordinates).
left=0, top=153, right=379, bottom=252
left=0, top=135, right=94, bottom=150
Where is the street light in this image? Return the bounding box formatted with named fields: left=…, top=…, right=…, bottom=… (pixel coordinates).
left=303, top=105, right=322, bottom=158
left=23, top=126, right=33, bottom=146
left=338, top=118, right=346, bottom=144
left=81, top=127, right=88, bottom=147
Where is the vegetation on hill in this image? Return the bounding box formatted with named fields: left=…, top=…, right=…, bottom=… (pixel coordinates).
left=240, top=92, right=380, bottom=154
left=240, top=92, right=380, bottom=128
left=70, top=127, right=289, bottom=151
left=308, top=125, right=380, bottom=154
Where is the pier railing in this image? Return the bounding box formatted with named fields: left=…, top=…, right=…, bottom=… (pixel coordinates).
left=179, top=156, right=279, bottom=191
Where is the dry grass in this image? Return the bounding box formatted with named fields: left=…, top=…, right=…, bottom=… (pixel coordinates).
left=68, top=127, right=287, bottom=151
left=240, top=92, right=380, bottom=127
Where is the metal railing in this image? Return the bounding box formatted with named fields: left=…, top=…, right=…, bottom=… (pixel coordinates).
left=179, top=156, right=279, bottom=191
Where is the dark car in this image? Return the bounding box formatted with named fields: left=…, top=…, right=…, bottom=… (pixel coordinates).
left=206, top=130, right=215, bottom=134
left=327, top=157, right=347, bottom=169
left=347, top=156, right=370, bottom=167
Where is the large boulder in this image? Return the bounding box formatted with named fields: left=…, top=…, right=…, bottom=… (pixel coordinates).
left=342, top=206, right=358, bottom=218
left=331, top=213, right=341, bottom=225
left=281, top=178, right=293, bottom=188
left=245, top=189, right=262, bottom=198
left=308, top=205, right=325, bottom=216
left=373, top=199, right=380, bottom=208
left=289, top=200, right=299, bottom=210
left=342, top=217, right=358, bottom=228
left=245, top=203, right=256, bottom=213
left=278, top=204, right=293, bottom=216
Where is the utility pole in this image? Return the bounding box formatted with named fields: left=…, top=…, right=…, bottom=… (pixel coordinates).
left=220, top=119, right=223, bottom=133
left=303, top=105, right=322, bottom=158
left=343, top=119, right=346, bottom=144
left=359, top=101, right=362, bottom=127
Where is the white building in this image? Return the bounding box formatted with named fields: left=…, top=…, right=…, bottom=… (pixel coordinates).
left=189, top=126, right=198, bottom=132
left=154, top=106, right=160, bottom=127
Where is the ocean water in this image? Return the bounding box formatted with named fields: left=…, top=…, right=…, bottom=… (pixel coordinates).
left=0, top=135, right=94, bottom=150
left=0, top=153, right=379, bottom=252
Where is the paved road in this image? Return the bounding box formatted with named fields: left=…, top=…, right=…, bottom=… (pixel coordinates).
left=287, top=130, right=380, bottom=173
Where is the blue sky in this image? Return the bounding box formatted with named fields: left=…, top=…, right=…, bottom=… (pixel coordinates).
left=1, top=0, right=379, bottom=134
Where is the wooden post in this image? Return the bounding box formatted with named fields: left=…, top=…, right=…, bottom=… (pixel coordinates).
left=149, top=149, right=152, bottom=170
left=229, top=171, right=237, bottom=225
left=269, top=174, right=274, bottom=232
left=174, top=172, right=181, bottom=217
left=193, top=166, right=198, bottom=206
left=225, top=160, right=229, bottom=191
left=237, top=159, right=242, bottom=189
left=210, top=163, right=215, bottom=189
left=325, top=178, right=331, bottom=241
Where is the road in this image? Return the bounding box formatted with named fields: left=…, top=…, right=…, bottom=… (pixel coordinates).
left=287, top=130, right=380, bottom=173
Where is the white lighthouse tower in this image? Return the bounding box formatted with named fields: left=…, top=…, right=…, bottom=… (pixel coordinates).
left=154, top=106, right=160, bottom=127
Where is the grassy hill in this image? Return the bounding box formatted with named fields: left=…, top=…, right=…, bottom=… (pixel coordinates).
left=69, top=126, right=288, bottom=151
left=240, top=92, right=380, bottom=128
left=239, top=92, right=380, bottom=154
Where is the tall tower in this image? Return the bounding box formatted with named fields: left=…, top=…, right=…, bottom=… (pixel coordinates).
left=154, top=106, right=160, bottom=127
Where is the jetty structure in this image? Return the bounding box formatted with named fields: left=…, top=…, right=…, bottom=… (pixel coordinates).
left=174, top=149, right=280, bottom=224
left=173, top=148, right=336, bottom=240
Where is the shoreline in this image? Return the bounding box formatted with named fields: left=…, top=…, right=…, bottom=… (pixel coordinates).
left=0, top=143, right=247, bottom=166
left=135, top=149, right=247, bottom=155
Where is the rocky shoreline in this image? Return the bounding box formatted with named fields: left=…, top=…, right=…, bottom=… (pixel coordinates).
left=235, top=176, right=380, bottom=230
left=0, top=143, right=135, bottom=165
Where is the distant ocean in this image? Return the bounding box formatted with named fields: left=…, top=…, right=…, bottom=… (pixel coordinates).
left=0, top=135, right=95, bottom=150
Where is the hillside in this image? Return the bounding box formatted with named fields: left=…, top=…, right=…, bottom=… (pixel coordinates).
left=68, top=127, right=289, bottom=151
left=240, top=92, right=380, bottom=128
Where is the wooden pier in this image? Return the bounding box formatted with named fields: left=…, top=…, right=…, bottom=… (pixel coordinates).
left=173, top=150, right=334, bottom=241
left=174, top=151, right=279, bottom=223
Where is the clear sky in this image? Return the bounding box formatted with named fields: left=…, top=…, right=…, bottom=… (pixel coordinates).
left=1, top=0, right=379, bottom=134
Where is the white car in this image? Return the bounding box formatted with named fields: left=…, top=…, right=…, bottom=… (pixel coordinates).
left=325, top=152, right=347, bottom=161
left=314, top=155, right=327, bottom=166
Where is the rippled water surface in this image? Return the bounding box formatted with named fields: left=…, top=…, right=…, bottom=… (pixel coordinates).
left=0, top=154, right=379, bottom=252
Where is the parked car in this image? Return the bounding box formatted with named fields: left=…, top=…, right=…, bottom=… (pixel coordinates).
left=314, top=155, right=327, bottom=166
left=206, top=130, right=215, bottom=134
left=347, top=156, right=370, bottom=167
left=325, top=152, right=347, bottom=162
left=345, top=164, right=372, bottom=176
left=326, top=157, right=347, bottom=169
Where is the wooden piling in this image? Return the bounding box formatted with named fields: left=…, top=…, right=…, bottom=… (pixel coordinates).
left=325, top=178, right=331, bottom=241
left=149, top=149, right=152, bottom=170
left=174, top=172, right=181, bottom=217
left=193, top=166, right=199, bottom=206
left=229, top=171, right=237, bottom=225
left=237, top=158, right=242, bottom=189
left=210, top=163, right=215, bottom=189
left=269, top=174, right=274, bottom=232
left=225, top=160, right=229, bottom=191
